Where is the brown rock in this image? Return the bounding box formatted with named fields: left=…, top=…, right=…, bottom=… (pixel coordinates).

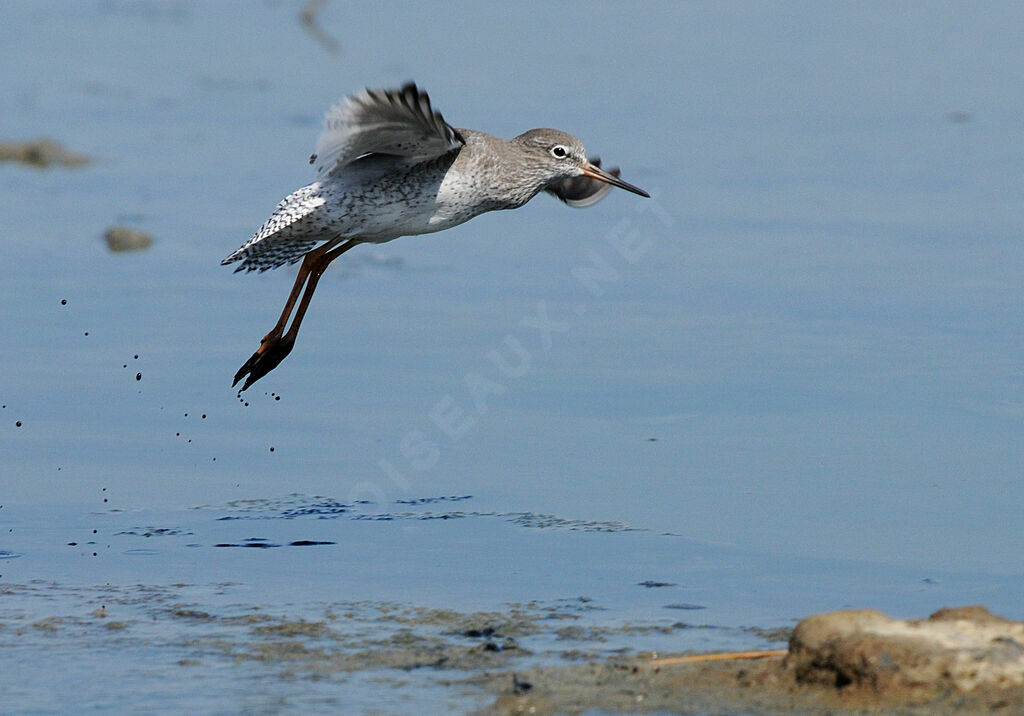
left=786, top=605, right=1024, bottom=696
left=104, top=227, right=153, bottom=252
left=0, top=139, right=90, bottom=168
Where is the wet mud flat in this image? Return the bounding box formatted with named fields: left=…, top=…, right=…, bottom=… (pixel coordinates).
left=0, top=581, right=781, bottom=713
left=476, top=653, right=1024, bottom=715
left=0, top=497, right=781, bottom=712
left=4, top=498, right=1024, bottom=712
left=5, top=576, right=1023, bottom=713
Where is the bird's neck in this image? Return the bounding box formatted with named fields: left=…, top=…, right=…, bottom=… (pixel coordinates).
left=456, top=130, right=548, bottom=210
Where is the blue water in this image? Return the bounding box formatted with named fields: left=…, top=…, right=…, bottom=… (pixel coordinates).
left=2, top=1, right=1023, bottom=712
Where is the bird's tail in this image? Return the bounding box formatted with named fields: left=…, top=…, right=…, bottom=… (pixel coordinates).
left=221, top=184, right=329, bottom=272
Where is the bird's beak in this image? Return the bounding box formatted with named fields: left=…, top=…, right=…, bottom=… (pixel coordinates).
left=581, top=162, right=650, bottom=198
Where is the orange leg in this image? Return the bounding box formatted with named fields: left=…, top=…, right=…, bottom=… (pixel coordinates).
left=233, top=238, right=357, bottom=390
left=263, top=237, right=346, bottom=342
left=280, top=239, right=356, bottom=344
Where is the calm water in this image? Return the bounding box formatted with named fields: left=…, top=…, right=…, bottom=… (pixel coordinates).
left=2, top=1, right=1023, bottom=712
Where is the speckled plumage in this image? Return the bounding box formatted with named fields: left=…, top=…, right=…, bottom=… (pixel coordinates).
left=221, top=83, right=643, bottom=273
left=224, top=83, right=648, bottom=390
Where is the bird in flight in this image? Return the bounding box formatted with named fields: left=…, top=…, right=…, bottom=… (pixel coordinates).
left=223, top=83, right=649, bottom=390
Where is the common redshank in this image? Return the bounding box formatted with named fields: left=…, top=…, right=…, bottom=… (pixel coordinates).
left=223, top=82, right=649, bottom=390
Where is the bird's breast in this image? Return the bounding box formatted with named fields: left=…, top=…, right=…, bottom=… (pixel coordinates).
left=332, top=157, right=505, bottom=242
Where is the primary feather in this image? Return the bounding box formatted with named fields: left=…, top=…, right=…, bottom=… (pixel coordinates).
left=310, top=82, right=463, bottom=178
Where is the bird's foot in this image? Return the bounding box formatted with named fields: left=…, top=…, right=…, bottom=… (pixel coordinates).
left=232, top=335, right=295, bottom=391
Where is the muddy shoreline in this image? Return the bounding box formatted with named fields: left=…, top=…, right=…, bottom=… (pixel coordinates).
left=474, top=605, right=1024, bottom=715
left=7, top=578, right=1021, bottom=714
left=473, top=652, right=1024, bottom=715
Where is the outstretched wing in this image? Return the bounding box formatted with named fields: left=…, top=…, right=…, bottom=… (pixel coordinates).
left=544, top=157, right=620, bottom=208
left=310, top=82, right=464, bottom=178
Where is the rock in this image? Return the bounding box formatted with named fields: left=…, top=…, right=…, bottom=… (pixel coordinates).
left=786, top=605, right=1024, bottom=696
left=104, top=227, right=153, bottom=252
left=0, top=139, right=90, bottom=168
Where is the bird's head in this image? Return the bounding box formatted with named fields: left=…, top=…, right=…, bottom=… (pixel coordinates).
left=513, top=128, right=649, bottom=199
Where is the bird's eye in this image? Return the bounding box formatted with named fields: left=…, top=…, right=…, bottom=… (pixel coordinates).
left=549, top=145, right=568, bottom=159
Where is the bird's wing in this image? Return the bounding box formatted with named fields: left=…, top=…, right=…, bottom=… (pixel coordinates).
left=544, top=157, right=620, bottom=208
left=310, top=83, right=464, bottom=178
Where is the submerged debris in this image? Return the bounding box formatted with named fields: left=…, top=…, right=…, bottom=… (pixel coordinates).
left=299, top=0, right=341, bottom=54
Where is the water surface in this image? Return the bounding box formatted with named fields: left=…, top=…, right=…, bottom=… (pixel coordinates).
left=2, top=1, right=1023, bottom=712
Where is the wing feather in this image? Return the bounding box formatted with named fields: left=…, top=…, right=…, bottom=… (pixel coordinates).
left=544, top=157, right=621, bottom=208
left=310, top=82, right=464, bottom=178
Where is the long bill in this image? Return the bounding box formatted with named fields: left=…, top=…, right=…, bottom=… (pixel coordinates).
left=581, top=162, right=650, bottom=198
